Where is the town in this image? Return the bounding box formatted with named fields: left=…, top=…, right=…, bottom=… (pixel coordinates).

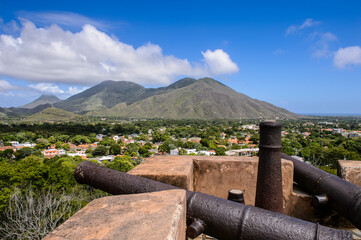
left=1, top=117, right=361, bottom=238
left=1, top=118, right=361, bottom=168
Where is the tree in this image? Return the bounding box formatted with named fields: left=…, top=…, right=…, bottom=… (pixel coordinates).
left=105, top=156, right=134, bottom=172
left=249, top=133, right=260, bottom=145
left=55, top=141, right=63, bottom=149
left=62, top=144, right=70, bottom=151
left=47, top=136, right=56, bottom=144
left=100, top=137, right=116, bottom=146
left=0, top=188, right=82, bottom=240
left=71, top=135, right=90, bottom=145
left=138, top=147, right=151, bottom=157
left=109, top=144, right=121, bottom=155
left=92, top=145, right=108, bottom=156
left=14, top=148, right=33, bottom=160
left=158, top=144, right=170, bottom=154
left=1, top=149, right=14, bottom=159
left=215, top=147, right=226, bottom=156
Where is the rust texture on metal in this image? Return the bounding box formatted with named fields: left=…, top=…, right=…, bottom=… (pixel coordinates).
left=186, top=218, right=206, bottom=238
left=311, top=194, right=329, bottom=208
left=281, top=153, right=361, bottom=230
left=227, top=189, right=245, bottom=204
left=75, top=161, right=352, bottom=240
left=255, top=121, right=283, bottom=213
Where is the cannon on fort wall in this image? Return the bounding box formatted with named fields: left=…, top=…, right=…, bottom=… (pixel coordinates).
left=281, top=153, right=361, bottom=230
left=75, top=160, right=352, bottom=240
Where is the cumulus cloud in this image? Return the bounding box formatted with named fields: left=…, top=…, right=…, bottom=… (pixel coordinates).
left=29, top=83, right=65, bottom=94
left=67, top=86, right=88, bottom=95
left=334, top=46, right=361, bottom=68
left=201, top=49, right=239, bottom=75
left=311, top=32, right=337, bottom=58
left=286, top=18, right=320, bottom=36
left=0, top=20, right=239, bottom=86
left=17, top=11, right=113, bottom=31
left=0, top=80, right=18, bottom=92
left=28, top=83, right=88, bottom=98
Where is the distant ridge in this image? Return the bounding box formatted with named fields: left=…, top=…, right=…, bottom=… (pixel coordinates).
left=20, top=95, right=61, bottom=109
left=54, top=78, right=197, bottom=113
left=24, top=108, right=83, bottom=122
left=2, top=77, right=301, bottom=120
left=81, top=77, right=300, bottom=119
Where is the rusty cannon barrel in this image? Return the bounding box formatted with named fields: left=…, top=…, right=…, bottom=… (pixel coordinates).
left=281, top=153, right=361, bottom=230
left=75, top=161, right=352, bottom=240
left=256, top=121, right=283, bottom=213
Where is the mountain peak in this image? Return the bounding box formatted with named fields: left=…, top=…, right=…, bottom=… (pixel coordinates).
left=20, top=94, right=61, bottom=109
left=166, top=78, right=196, bottom=90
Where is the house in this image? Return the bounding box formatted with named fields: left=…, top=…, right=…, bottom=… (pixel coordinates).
left=225, top=148, right=259, bottom=157
left=0, top=146, right=15, bottom=151
left=185, top=149, right=197, bottom=154
left=9, top=141, right=19, bottom=146
left=93, top=155, right=114, bottom=163
left=96, top=134, right=105, bottom=141
left=42, top=149, right=59, bottom=158
left=198, top=150, right=215, bottom=156
left=349, top=132, right=361, bottom=138
left=170, top=148, right=179, bottom=156
left=228, top=138, right=238, bottom=145
left=188, top=137, right=201, bottom=143
left=113, top=135, right=121, bottom=142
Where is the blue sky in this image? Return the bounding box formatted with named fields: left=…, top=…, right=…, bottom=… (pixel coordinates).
left=1, top=0, right=361, bottom=114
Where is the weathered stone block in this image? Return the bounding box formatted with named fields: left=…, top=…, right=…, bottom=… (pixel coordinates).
left=338, top=160, right=361, bottom=186
left=43, top=189, right=186, bottom=240
left=129, top=156, right=194, bottom=190
left=192, top=156, right=294, bottom=208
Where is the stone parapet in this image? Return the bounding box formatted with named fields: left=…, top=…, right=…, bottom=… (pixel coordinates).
left=130, top=156, right=294, bottom=210
left=129, top=156, right=194, bottom=190
left=338, top=160, right=361, bottom=186
left=44, top=189, right=186, bottom=240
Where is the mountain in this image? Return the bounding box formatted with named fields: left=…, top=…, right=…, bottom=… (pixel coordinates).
left=0, top=103, right=54, bottom=117
left=20, top=95, right=61, bottom=109
left=24, top=108, right=83, bottom=122
left=55, top=78, right=197, bottom=113
left=86, top=78, right=300, bottom=119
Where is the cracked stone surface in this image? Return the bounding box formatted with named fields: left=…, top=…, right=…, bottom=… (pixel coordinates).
left=44, top=189, right=186, bottom=240
left=338, top=160, right=361, bottom=186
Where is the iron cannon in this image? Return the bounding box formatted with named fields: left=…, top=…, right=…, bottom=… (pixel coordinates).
left=75, top=160, right=352, bottom=240
left=281, top=152, right=361, bottom=230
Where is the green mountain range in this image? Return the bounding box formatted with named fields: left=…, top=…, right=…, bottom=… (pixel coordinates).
left=8, top=77, right=300, bottom=120
left=86, top=78, right=299, bottom=119
left=54, top=78, right=197, bottom=113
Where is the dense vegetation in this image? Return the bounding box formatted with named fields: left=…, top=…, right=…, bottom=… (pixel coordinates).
left=0, top=117, right=361, bottom=239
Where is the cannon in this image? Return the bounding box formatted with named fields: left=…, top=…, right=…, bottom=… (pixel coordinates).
left=75, top=160, right=352, bottom=240
left=281, top=153, right=361, bottom=230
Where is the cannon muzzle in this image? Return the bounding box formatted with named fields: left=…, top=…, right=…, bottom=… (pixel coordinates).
left=281, top=153, right=361, bottom=230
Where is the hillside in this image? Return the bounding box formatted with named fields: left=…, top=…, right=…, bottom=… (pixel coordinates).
left=55, top=78, right=197, bottom=113
left=24, top=108, right=83, bottom=122
left=88, top=78, right=299, bottom=119
left=20, top=95, right=62, bottom=109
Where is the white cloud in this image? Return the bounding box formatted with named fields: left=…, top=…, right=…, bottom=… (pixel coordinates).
left=17, top=11, right=113, bottom=30
left=67, top=86, right=88, bottom=95
left=29, top=83, right=65, bottom=94
left=202, top=49, right=239, bottom=75
left=286, top=18, right=320, bottom=36
left=334, top=46, right=361, bottom=68
left=0, top=80, right=17, bottom=92
left=0, top=20, right=239, bottom=86
left=311, top=32, right=337, bottom=58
